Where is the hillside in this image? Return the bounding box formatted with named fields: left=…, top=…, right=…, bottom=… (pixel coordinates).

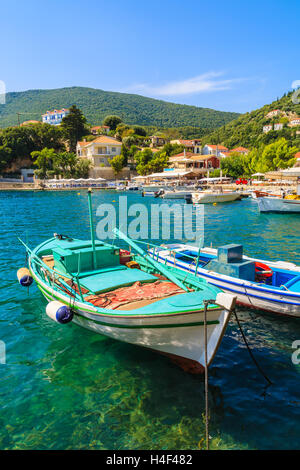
left=0, top=86, right=239, bottom=129
left=201, top=91, right=300, bottom=149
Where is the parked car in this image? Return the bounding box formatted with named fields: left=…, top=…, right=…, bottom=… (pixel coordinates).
left=236, top=178, right=248, bottom=185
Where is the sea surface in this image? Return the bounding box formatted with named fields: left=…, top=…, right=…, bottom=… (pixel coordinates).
left=0, top=189, right=300, bottom=450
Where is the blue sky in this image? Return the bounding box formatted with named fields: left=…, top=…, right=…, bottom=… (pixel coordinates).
left=1, top=0, right=299, bottom=113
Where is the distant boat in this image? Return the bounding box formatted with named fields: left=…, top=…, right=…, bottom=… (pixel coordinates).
left=256, top=196, right=300, bottom=213
left=150, top=243, right=300, bottom=317
left=192, top=191, right=241, bottom=204
left=162, top=190, right=193, bottom=201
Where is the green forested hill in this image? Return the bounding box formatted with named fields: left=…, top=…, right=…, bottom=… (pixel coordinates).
left=201, top=91, right=300, bottom=149
left=0, top=86, right=239, bottom=129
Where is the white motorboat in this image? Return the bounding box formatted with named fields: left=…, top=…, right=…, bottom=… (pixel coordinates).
left=192, top=191, right=241, bottom=204
left=256, top=196, right=300, bottom=213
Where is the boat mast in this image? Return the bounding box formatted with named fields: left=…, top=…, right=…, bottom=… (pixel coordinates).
left=87, top=188, right=97, bottom=269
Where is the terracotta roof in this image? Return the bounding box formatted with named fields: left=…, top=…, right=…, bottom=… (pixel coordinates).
left=77, top=136, right=121, bottom=148
left=230, top=147, right=250, bottom=153
left=91, top=125, right=110, bottom=129
left=206, top=144, right=228, bottom=151
left=178, top=140, right=197, bottom=146
left=170, top=152, right=218, bottom=161
left=169, top=152, right=197, bottom=160
left=42, top=108, right=69, bottom=116
left=294, top=152, right=300, bottom=159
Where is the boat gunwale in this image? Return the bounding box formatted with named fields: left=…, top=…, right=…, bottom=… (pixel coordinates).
left=29, top=257, right=222, bottom=320
left=152, top=248, right=300, bottom=302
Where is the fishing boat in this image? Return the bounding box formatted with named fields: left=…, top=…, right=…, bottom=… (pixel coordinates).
left=17, top=191, right=236, bottom=373
left=192, top=190, right=241, bottom=204
left=150, top=243, right=300, bottom=317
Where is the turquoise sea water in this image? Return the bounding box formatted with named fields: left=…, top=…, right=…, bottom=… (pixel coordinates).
left=0, top=190, right=300, bottom=450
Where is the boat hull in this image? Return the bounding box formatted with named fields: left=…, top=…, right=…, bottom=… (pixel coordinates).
left=257, top=197, right=300, bottom=213
left=152, top=246, right=300, bottom=317
left=35, top=272, right=230, bottom=369
left=192, top=192, right=241, bottom=204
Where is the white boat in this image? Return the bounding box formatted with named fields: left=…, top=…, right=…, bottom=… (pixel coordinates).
left=150, top=243, right=300, bottom=317
left=192, top=191, right=241, bottom=204
left=256, top=196, right=300, bottom=213
left=162, top=190, right=193, bottom=201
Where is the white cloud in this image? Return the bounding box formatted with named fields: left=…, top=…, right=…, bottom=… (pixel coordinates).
left=125, top=72, right=244, bottom=97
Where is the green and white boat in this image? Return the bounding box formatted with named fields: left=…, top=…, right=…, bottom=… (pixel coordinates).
left=18, top=191, right=236, bottom=373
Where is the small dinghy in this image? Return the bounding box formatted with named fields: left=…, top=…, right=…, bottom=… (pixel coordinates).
left=151, top=243, right=300, bottom=317
left=18, top=190, right=236, bottom=373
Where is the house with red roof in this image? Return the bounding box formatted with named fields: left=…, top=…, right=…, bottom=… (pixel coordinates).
left=202, top=144, right=229, bottom=157
left=168, top=151, right=220, bottom=176
left=91, top=125, right=110, bottom=135
left=265, top=109, right=281, bottom=119
left=229, top=146, right=250, bottom=155
left=170, top=139, right=202, bottom=153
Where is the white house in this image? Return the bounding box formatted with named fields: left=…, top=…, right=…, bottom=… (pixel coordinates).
left=274, top=123, right=283, bottom=131
left=289, top=118, right=300, bottom=127
left=265, top=109, right=281, bottom=119
left=42, top=108, right=69, bottom=125
left=77, top=135, right=123, bottom=178
left=263, top=125, right=273, bottom=133
left=170, top=139, right=202, bottom=154
left=202, top=144, right=229, bottom=157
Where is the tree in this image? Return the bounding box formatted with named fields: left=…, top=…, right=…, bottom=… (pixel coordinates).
left=61, top=105, right=87, bottom=152
left=103, top=115, right=122, bottom=131
left=74, top=159, right=93, bottom=178
left=220, top=153, right=246, bottom=179
left=261, top=138, right=297, bottom=171
left=31, top=148, right=57, bottom=180
left=135, top=149, right=154, bottom=175
left=52, top=152, right=78, bottom=178
left=109, top=154, right=126, bottom=176
left=147, top=152, right=169, bottom=173
left=132, top=125, right=147, bottom=137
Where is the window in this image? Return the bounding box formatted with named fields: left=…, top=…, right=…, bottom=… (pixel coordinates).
left=111, top=147, right=116, bottom=153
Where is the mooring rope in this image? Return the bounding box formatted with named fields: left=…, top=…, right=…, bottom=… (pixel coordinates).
left=203, top=300, right=210, bottom=451
left=233, top=308, right=272, bottom=386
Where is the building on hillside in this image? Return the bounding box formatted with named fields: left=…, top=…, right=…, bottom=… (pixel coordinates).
left=20, top=120, right=41, bottom=127
left=274, top=123, right=283, bottom=131
left=168, top=152, right=220, bottom=177
left=265, top=109, right=281, bottom=119
left=229, top=146, right=250, bottom=155
left=170, top=139, right=202, bottom=154
left=288, top=118, right=300, bottom=127
left=149, top=136, right=167, bottom=147
left=263, top=125, right=273, bottom=133
left=202, top=144, right=229, bottom=157
left=42, top=108, right=69, bottom=125
left=91, top=125, right=110, bottom=135
left=294, top=152, right=300, bottom=167
left=76, top=135, right=123, bottom=178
